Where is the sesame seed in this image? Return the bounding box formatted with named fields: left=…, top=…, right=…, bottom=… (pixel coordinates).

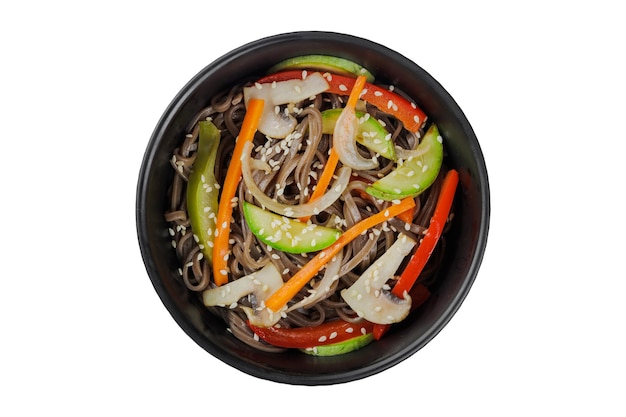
left=329, top=332, right=338, bottom=340
left=318, top=335, right=327, bottom=343
left=346, top=327, right=354, bottom=333
left=339, top=84, right=348, bottom=92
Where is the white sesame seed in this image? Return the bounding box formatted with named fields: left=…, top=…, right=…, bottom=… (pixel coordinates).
left=339, top=84, right=348, bottom=92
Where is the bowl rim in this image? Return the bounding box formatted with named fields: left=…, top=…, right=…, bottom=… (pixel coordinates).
left=136, top=30, right=490, bottom=385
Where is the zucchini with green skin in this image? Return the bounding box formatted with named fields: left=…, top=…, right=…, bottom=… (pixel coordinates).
left=301, top=333, right=374, bottom=356
left=366, top=124, right=443, bottom=201
left=268, top=55, right=375, bottom=82
left=242, top=201, right=341, bottom=254
left=321, top=109, right=396, bottom=161
left=186, top=121, right=221, bottom=264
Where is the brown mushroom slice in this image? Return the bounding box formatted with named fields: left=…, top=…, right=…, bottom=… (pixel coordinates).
left=341, top=234, right=416, bottom=324
left=202, top=263, right=284, bottom=327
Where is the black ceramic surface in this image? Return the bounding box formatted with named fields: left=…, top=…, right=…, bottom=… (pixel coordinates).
left=136, top=31, right=490, bottom=385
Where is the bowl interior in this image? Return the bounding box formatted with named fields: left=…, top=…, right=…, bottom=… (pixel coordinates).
left=136, top=31, right=489, bottom=385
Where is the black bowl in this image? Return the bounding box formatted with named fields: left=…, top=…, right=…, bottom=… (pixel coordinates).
left=136, top=31, right=490, bottom=385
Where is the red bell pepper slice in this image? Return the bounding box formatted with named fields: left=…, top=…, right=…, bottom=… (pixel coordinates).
left=373, top=169, right=459, bottom=340
left=249, top=319, right=374, bottom=349
left=256, top=70, right=427, bottom=133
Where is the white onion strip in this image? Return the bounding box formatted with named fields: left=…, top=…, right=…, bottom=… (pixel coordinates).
left=286, top=251, right=343, bottom=312
left=333, top=105, right=379, bottom=170
left=240, top=141, right=351, bottom=218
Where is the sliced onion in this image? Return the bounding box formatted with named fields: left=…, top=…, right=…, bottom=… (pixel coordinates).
left=241, top=141, right=351, bottom=218
left=394, top=143, right=430, bottom=161
left=333, top=106, right=379, bottom=170
left=286, top=251, right=343, bottom=312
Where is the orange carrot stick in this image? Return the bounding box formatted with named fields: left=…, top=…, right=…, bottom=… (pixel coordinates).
left=212, top=98, right=264, bottom=286
left=299, top=75, right=367, bottom=222
left=265, top=196, right=416, bottom=312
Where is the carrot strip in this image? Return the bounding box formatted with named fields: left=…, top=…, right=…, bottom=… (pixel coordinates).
left=265, top=197, right=416, bottom=312
left=212, top=98, right=264, bottom=286
left=397, top=204, right=415, bottom=223
left=299, top=75, right=367, bottom=222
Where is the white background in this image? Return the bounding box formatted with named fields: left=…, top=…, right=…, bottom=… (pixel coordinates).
left=2, top=1, right=624, bottom=415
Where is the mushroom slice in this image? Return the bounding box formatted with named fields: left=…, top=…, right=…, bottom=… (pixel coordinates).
left=202, top=263, right=284, bottom=327
left=243, top=72, right=329, bottom=138
left=341, top=234, right=416, bottom=324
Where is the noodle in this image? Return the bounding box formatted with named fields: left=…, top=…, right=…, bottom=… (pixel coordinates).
left=164, top=73, right=453, bottom=352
